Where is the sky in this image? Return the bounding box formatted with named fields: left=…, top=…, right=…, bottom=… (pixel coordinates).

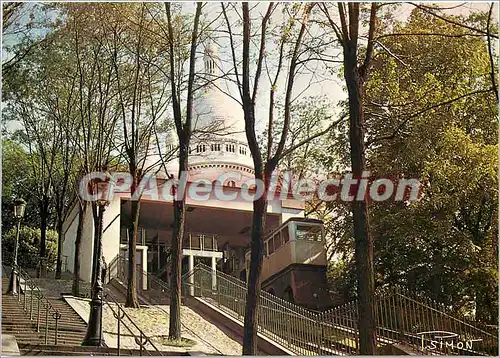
left=2, top=1, right=498, bottom=135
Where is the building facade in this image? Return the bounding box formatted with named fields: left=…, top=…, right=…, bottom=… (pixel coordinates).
left=61, top=43, right=332, bottom=309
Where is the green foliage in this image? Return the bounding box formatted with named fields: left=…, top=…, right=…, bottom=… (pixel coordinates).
left=318, top=8, right=498, bottom=322
left=1, top=138, right=41, bottom=232
left=363, top=8, right=498, bottom=323
left=327, top=256, right=357, bottom=302
left=2, top=226, right=58, bottom=270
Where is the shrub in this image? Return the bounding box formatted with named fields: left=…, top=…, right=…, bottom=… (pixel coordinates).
left=2, top=226, right=58, bottom=270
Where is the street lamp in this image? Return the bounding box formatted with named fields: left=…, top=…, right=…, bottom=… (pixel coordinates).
left=82, top=175, right=110, bottom=347
left=7, top=198, right=27, bottom=295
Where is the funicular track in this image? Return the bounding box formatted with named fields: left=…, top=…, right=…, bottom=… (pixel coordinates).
left=182, top=263, right=498, bottom=356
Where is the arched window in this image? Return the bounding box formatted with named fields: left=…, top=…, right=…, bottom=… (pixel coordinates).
left=227, top=180, right=236, bottom=187
left=225, top=144, right=235, bottom=153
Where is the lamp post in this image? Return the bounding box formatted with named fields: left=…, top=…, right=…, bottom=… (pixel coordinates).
left=82, top=193, right=109, bottom=346
left=7, top=198, right=27, bottom=295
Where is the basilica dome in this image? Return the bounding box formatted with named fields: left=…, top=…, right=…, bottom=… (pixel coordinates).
left=191, top=85, right=246, bottom=143
left=155, top=42, right=254, bottom=185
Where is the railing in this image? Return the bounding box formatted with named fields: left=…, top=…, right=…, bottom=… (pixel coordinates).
left=108, top=256, right=171, bottom=305
left=104, top=256, right=498, bottom=356
left=318, top=285, right=498, bottom=356
left=102, top=288, right=163, bottom=356
left=184, top=233, right=218, bottom=251
left=182, top=263, right=322, bottom=355
left=182, top=263, right=498, bottom=356
left=3, top=263, right=62, bottom=345
left=155, top=249, right=171, bottom=282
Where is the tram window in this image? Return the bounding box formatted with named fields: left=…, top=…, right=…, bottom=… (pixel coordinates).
left=274, top=233, right=282, bottom=250
left=268, top=238, right=275, bottom=255
left=264, top=242, right=268, bottom=257
left=282, top=228, right=290, bottom=243
left=296, top=225, right=322, bottom=241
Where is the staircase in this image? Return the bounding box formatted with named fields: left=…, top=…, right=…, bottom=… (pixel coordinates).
left=180, top=263, right=498, bottom=356
left=2, top=266, right=179, bottom=356
left=16, top=343, right=170, bottom=356
left=2, top=276, right=88, bottom=344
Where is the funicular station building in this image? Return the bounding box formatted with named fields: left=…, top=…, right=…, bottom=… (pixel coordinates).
left=61, top=43, right=332, bottom=310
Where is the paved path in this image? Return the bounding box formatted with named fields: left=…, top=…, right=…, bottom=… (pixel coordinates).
left=63, top=295, right=242, bottom=355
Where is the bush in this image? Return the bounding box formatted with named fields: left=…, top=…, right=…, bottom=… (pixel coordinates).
left=2, top=226, right=58, bottom=270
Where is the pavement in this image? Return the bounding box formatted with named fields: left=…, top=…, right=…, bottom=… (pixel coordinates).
left=2, top=334, right=20, bottom=356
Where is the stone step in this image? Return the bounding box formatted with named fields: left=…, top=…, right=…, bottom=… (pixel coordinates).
left=3, top=285, right=89, bottom=348
left=2, top=315, right=86, bottom=329
left=18, top=343, right=178, bottom=356
left=2, top=328, right=85, bottom=340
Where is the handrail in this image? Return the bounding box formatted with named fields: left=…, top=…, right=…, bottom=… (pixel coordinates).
left=3, top=262, right=62, bottom=345
left=102, top=288, right=163, bottom=356
left=113, top=256, right=170, bottom=294
left=105, top=257, right=498, bottom=356
left=155, top=249, right=172, bottom=278
left=189, top=262, right=318, bottom=319
left=182, top=263, right=322, bottom=355
left=317, top=286, right=498, bottom=356
left=183, top=263, right=498, bottom=356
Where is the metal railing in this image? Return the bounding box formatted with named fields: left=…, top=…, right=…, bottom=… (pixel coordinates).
left=320, top=286, right=498, bottom=356
left=107, top=256, right=171, bottom=305
left=182, top=263, right=321, bottom=355
left=155, top=248, right=171, bottom=278
left=182, top=263, right=498, bottom=356
left=102, top=288, right=163, bottom=356
left=104, top=257, right=498, bottom=356
left=3, top=263, right=62, bottom=345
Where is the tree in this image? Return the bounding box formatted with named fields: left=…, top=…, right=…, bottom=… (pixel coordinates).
left=46, top=3, right=121, bottom=293
left=320, top=3, right=379, bottom=353
left=2, top=226, right=58, bottom=271
left=1, top=138, right=39, bottom=232
left=103, top=2, right=173, bottom=308
left=3, top=56, right=62, bottom=277
left=317, top=4, right=498, bottom=327
left=364, top=7, right=498, bottom=323
left=223, top=3, right=344, bottom=353
left=164, top=1, right=203, bottom=340
left=2, top=3, right=51, bottom=77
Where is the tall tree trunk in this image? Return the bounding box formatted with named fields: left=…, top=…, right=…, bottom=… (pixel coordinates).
left=125, top=177, right=141, bottom=308
left=169, top=148, right=187, bottom=340
left=38, top=201, right=48, bottom=278
left=164, top=2, right=201, bottom=340
left=344, top=47, right=376, bottom=355
left=72, top=202, right=87, bottom=297
left=242, top=193, right=267, bottom=354
left=55, top=217, right=64, bottom=279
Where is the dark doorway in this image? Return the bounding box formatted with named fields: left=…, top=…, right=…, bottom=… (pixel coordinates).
left=284, top=286, right=294, bottom=303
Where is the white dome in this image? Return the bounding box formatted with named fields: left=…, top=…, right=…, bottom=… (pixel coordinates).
left=143, top=126, right=179, bottom=178
left=191, top=88, right=246, bottom=143
left=164, top=41, right=254, bottom=177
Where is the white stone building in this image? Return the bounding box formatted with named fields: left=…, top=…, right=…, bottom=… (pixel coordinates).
left=61, top=43, right=331, bottom=309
